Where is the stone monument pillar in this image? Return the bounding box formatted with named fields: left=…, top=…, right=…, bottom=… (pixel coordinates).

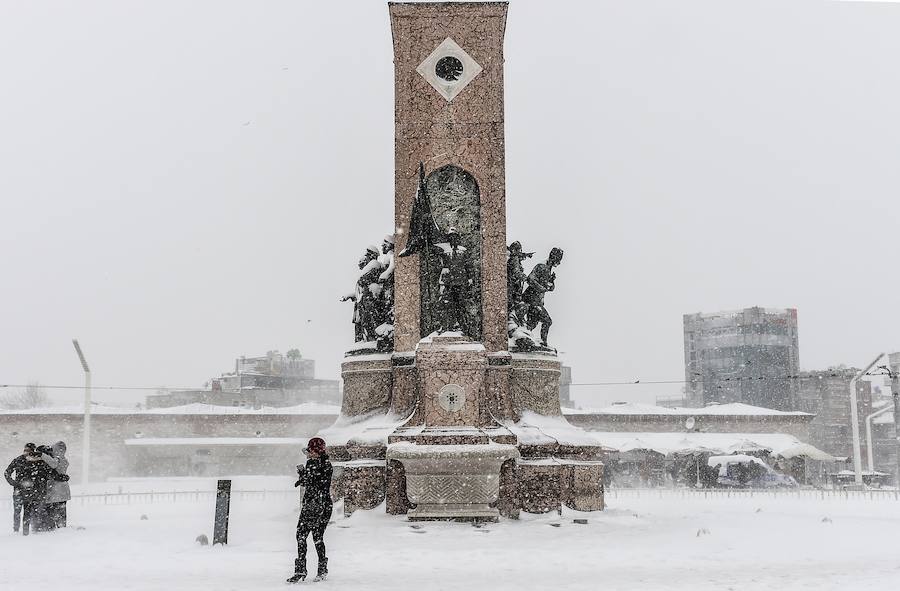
left=327, top=2, right=605, bottom=521
left=391, top=1, right=508, bottom=354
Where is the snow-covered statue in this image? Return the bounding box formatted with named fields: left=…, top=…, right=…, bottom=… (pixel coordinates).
left=506, top=240, right=533, bottom=322
left=340, top=246, right=384, bottom=344
left=434, top=227, right=475, bottom=336
left=378, top=234, right=395, bottom=315
left=374, top=234, right=396, bottom=349
left=523, top=247, right=564, bottom=347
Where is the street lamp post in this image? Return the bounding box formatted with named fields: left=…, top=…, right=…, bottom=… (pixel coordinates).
left=849, top=354, right=884, bottom=486
left=865, top=405, right=893, bottom=472
left=881, top=355, right=900, bottom=486
left=72, top=340, right=91, bottom=485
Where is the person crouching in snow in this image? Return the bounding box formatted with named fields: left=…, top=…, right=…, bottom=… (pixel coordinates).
left=287, top=437, right=333, bottom=583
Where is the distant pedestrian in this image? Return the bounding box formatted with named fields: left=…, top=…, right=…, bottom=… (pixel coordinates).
left=40, top=441, right=71, bottom=528
left=5, top=443, right=52, bottom=535
left=287, top=437, right=333, bottom=583
left=4, top=443, right=35, bottom=533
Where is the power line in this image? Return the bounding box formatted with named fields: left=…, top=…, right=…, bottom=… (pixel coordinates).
left=0, top=384, right=193, bottom=391
left=570, top=371, right=892, bottom=387
left=1, top=370, right=891, bottom=391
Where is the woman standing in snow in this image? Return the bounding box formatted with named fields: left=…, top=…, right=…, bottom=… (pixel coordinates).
left=40, top=441, right=71, bottom=528
left=287, top=437, right=333, bottom=583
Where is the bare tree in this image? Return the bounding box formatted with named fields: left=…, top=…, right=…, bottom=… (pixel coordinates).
left=0, top=381, right=51, bottom=410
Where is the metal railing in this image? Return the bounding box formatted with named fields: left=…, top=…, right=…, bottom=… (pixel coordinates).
left=0, top=489, right=297, bottom=509
left=3, top=486, right=897, bottom=509
left=606, top=487, right=900, bottom=501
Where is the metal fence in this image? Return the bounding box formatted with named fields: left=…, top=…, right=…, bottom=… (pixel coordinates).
left=606, top=487, right=900, bottom=501
left=3, top=486, right=897, bottom=509
left=0, top=489, right=298, bottom=509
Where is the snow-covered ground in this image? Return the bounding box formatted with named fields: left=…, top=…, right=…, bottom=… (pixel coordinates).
left=2, top=482, right=900, bottom=591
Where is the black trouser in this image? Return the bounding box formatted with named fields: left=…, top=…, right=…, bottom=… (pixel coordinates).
left=46, top=502, right=67, bottom=528
left=21, top=500, right=40, bottom=536
left=295, top=509, right=332, bottom=575
left=12, top=494, right=23, bottom=532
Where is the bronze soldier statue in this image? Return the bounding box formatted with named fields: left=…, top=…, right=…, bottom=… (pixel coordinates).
left=506, top=241, right=533, bottom=322
left=340, top=246, right=383, bottom=342
left=435, top=227, right=474, bottom=336
left=377, top=234, right=395, bottom=327
left=523, top=247, right=563, bottom=346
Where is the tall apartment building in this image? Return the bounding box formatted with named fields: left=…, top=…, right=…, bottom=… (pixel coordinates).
left=683, top=307, right=800, bottom=410
left=797, top=367, right=873, bottom=460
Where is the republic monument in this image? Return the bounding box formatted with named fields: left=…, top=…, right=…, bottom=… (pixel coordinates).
left=325, top=1, right=605, bottom=520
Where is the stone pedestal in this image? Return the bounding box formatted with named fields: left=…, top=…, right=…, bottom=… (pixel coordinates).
left=340, top=354, right=393, bottom=417
left=340, top=461, right=386, bottom=515
left=387, top=441, right=518, bottom=521
left=510, top=352, right=563, bottom=419
left=415, top=334, right=487, bottom=427
left=562, top=462, right=605, bottom=512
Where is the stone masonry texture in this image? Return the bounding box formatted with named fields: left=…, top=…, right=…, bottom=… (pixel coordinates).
left=390, top=2, right=509, bottom=353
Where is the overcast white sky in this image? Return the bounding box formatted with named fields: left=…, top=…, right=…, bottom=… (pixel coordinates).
left=1, top=0, right=899, bottom=408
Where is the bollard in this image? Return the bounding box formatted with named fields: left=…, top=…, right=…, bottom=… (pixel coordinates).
left=213, top=480, right=232, bottom=545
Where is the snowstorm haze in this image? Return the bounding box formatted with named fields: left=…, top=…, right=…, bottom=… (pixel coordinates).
left=1, top=0, right=898, bottom=409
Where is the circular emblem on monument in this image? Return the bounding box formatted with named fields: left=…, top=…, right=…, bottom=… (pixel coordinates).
left=437, top=383, right=466, bottom=413
left=435, top=56, right=464, bottom=82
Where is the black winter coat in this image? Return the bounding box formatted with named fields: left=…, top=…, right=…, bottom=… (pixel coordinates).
left=295, top=455, right=333, bottom=520
left=5, top=455, right=52, bottom=502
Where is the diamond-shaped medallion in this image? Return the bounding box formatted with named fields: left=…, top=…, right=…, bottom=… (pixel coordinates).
left=416, top=37, right=482, bottom=102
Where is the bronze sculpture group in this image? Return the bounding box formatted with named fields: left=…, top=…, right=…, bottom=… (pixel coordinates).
left=343, top=163, right=562, bottom=352
left=341, top=235, right=395, bottom=351
left=507, top=244, right=564, bottom=350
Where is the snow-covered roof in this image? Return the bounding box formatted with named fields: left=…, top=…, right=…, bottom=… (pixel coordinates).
left=564, top=402, right=812, bottom=417
left=834, top=469, right=890, bottom=477
left=316, top=411, right=410, bottom=446
left=509, top=411, right=608, bottom=447
left=590, top=431, right=833, bottom=461
left=0, top=402, right=341, bottom=416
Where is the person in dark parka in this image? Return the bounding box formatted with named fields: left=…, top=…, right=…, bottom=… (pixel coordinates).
left=287, top=437, right=333, bottom=583
left=5, top=443, right=52, bottom=535
left=4, top=443, right=36, bottom=533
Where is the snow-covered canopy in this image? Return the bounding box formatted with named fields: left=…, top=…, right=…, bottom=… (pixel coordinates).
left=509, top=411, right=610, bottom=447
left=592, top=431, right=833, bottom=461
left=564, top=402, right=812, bottom=417
left=708, top=454, right=768, bottom=468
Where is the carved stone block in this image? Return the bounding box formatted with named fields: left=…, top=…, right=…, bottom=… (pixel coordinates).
left=386, top=459, right=413, bottom=515
left=561, top=462, right=605, bottom=512
left=518, top=462, right=562, bottom=514
left=387, top=442, right=518, bottom=521
left=341, top=356, right=393, bottom=418
left=415, top=335, right=487, bottom=426
left=496, top=458, right=520, bottom=519
left=510, top=353, right=562, bottom=419
left=342, top=462, right=386, bottom=516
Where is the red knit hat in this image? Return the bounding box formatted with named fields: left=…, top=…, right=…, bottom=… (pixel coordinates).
left=306, top=437, right=326, bottom=455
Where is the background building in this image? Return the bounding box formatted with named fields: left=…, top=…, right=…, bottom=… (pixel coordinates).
left=684, top=307, right=799, bottom=410
left=146, top=350, right=340, bottom=408
left=796, top=367, right=873, bottom=460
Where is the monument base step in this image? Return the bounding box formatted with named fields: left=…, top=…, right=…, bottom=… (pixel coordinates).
left=408, top=504, right=500, bottom=522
